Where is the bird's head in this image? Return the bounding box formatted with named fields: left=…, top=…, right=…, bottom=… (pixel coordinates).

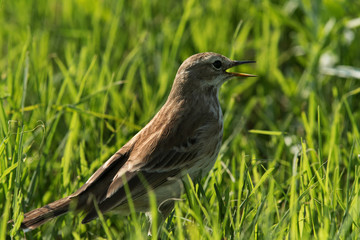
left=173, top=52, right=256, bottom=93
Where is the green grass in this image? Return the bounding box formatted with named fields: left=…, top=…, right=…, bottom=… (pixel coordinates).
left=1, top=0, right=360, bottom=239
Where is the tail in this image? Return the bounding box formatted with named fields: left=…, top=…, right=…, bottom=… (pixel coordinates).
left=19, top=197, right=71, bottom=231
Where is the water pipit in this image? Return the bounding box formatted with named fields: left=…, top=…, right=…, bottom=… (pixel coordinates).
left=16, top=52, right=255, bottom=231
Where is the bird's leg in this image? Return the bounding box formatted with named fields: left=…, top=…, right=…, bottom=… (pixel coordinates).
left=147, top=201, right=175, bottom=238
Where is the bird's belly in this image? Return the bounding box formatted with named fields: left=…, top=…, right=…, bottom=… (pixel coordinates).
left=188, top=124, right=223, bottom=179
left=113, top=179, right=183, bottom=214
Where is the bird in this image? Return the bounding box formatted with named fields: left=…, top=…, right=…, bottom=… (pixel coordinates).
left=14, top=52, right=255, bottom=231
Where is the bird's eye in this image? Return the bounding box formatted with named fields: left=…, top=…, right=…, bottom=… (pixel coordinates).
left=212, top=60, right=222, bottom=69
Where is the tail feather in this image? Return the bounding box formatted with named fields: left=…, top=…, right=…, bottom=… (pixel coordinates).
left=20, top=197, right=71, bottom=231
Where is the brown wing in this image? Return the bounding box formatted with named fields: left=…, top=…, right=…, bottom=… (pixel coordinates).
left=80, top=102, right=215, bottom=222
left=81, top=134, right=201, bottom=223
left=69, top=150, right=130, bottom=204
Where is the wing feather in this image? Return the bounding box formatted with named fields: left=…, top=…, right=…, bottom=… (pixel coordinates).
left=73, top=100, right=218, bottom=222
left=82, top=133, right=201, bottom=222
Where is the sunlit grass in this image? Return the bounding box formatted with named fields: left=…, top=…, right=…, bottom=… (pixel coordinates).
left=1, top=0, right=360, bottom=239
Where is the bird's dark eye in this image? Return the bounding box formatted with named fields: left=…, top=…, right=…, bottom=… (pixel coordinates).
left=212, top=60, right=222, bottom=69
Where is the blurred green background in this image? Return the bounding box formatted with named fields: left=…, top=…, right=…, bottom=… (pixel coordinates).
left=1, top=0, right=360, bottom=239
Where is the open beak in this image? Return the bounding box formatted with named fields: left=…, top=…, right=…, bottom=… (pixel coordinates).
left=227, top=60, right=256, bottom=77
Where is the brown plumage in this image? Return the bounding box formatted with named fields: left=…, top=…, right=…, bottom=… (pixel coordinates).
left=15, top=52, right=255, bottom=231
